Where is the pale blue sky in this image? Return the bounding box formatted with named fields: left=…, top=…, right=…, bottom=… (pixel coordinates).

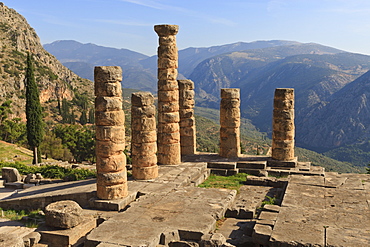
left=5, top=0, right=370, bottom=56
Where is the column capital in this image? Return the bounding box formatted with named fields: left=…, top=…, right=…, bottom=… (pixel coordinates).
left=154, top=24, right=179, bottom=36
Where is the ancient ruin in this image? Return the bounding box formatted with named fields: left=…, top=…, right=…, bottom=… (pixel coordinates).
left=272, top=88, right=295, bottom=161
left=0, top=24, right=368, bottom=247
left=219, top=88, right=241, bottom=158
left=94, top=66, right=128, bottom=199
left=155, top=24, right=181, bottom=165
left=131, top=92, right=158, bottom=180
left=178, top=79, right=196, bottom=155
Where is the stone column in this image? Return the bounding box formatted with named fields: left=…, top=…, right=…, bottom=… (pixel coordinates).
left=178, top=80, right=196, bottom=155
left=131, top=92, right=158, bottom=180
left=94, top=66, right=127, bottom=200
left=219, top=88, right=240, bottom=158
left=272, top=88, right=295, bottom=161
left=154, top=24, right=181, bottom=165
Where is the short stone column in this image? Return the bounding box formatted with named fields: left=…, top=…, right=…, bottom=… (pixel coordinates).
left=219, top=88, right=240, bottom=158
left=154, top=24, right=181, bottom=165
left=272, top=88, right=295, bottom=161
left=94, top=66, right=128, bottom=200
left=131, top=92, right=158, bottom=180
left=178, top=80, right=196, bottom=155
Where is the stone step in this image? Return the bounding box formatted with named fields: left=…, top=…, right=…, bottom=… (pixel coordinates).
left=267, top=157, right=298, bottom=168
left=0, top=179, right=5, bottom=187
left=238, top=168, right=267, bottom=177
left=210, top=168, right=238, bottom=176
left=237, top=161, right=267, bottom=169
left=267, top=168, right=324, bottom=177
left=207, top=162, right=236, bottom=169
left=4, top=182, right=24, bottom=189
left=297, top=162, right=311, bottom=171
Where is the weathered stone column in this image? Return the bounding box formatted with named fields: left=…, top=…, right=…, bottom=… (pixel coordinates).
left=95, top=66, right=128, bottom=200
left=272, top=88, right=295, bottom=161
left=178, top=79, right=196, bottom=155
left=220, top=88, right=240, bottom=158
left=131, top=92, right=158, bottom=180
left=154, top=24, right=181, bottom=165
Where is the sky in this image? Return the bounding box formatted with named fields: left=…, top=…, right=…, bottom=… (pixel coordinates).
left=5, top=0, right=370, bottom=56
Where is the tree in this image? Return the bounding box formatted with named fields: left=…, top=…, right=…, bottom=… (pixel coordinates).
left=367, top=164, right=370, bottom=174
left=25, top=52, right=44, bottom=164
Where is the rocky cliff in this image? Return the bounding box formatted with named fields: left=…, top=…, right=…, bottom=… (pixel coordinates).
left=0, top=3, right=93, bottom=120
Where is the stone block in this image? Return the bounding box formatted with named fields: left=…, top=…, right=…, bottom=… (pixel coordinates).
left=96, top=126, right=125, bottom=143
left=181, top=145, right=196, bottom=156
left=131, top=92, right=154, bottom=106
left=132, top=165, right=159, bottom=180
left=158, top=131, right=180, bottom=144
left=274, top=99, right=294, bottom=110
left=131, top=105, right=156, bottom=118
left=181, top=135, right=196, bottom=147
left=158, top=112, right=180, bottom=123
left=158, top=45, right=178, bottom=58
left=220, top=111, right=240, bottom=127
left=97, top=182, right=128, bottom=200
left=158, top=89, right=179, bottom=102
left=158, top=69, right=178, bottom=81
left=272, top=130, right=294, bottom=140
left=23, top=231, right=41, bottom=247
left=132, top=154, right=157, bottom=167
left=158, top=79, right=179, bottom=91
left=131, top=142, right=157, bottom=155
left=221, top=88, right=240, bottom=99
left=272, top=118, right=294, bottom=132
left=90, top=191, right=137, bottom=211
left=210, top=168, right=228, bottom=176
left=159, top=35, right=176, bottom=45
left=96, top=140, right=125, bottom=157
left=274, top=88, right=294, bottom=100
left=95, top=96, right=122, bottom=112
left=40, top=216, right=96, bottom=247
left=160, top=231, right=180, bottom=246
left=271, top=148, right=295, bottom=161
left=252, top=224, right=272, bottom=246
left=131, top=130, right=157, bottom=143
left=238, top=168, right=267, bottom=177
left=154, top=24, right=179, bottom=36
left=2, top=167, right=21, bottom=183
left=273, top=109, right=294, bottom=120
left=179, top=99, right=195, bottom=108
left=178, top=80, right=194, bottom=91
left=158, top=101, right=180, bottom=112
left=97, top=170, right=127, bottom=186
left=237, top=161, right=266, bottom=169
left=95, top=111, right=125, bottom=126
left=96, top=154, right=126, bottom=173
left=94, top=66, right=122, bottom=83
left=180, top=118, right=195, bottom=127
left=95, top=82, right=122, bottom=97
left=220, top=98, right=240, bottom=109
left=45, top=200, right=83, bottom=229
left=0, top=233, right=24, bottom=247
left=207, top=162, right=236, bottom=169
left=169, top=241, right=199, bottom=247
left=158, top=122, right=180, bottom=133
left=272, top=140, right=294, bottom=149
left=158, top=57, right=178, bottom=68
left=179, top=109, right=194, bottom=119
left=179, top=90, right=195, bottom=101
left=131, top=117, right=156, bottom=131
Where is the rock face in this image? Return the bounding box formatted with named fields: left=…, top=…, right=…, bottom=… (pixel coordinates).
left=155, top=24, right=181, bottom=165
left=219, top=89, right=240, bottom=158
left=0, top=3, right=92, bottom=120
left=1, top=167, right=21, bottom=182
left=45, top=200, right=83, bottom=229
left=178, top=80, right=196, bottom=155
left=272, top=88, right=295, bottom=161
left=94, top=66, right=128, bottom=200
left=131, top=92, right=158, bottom=180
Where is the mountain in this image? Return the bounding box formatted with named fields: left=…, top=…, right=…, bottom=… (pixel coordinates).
left=0, top=3, right=92, bottom=121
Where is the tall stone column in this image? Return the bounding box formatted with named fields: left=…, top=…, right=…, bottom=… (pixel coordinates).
left=131, top=92, right=158, bottom=180
left=154, top=24, right=181, bottom=165
left=178, top=79, right=196, bottom=155
left=220, top=88, right=240, bottom=158
left=272, top=88, right=295, bottom=161
left=94, top=66, right=128, bottom=200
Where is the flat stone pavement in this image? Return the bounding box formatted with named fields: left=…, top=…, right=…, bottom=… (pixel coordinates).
left=270, top=172, right=370, bottom=247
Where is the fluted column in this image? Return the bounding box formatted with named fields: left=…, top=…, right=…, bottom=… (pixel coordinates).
left=131, top=92, right=158, bottom=180
left=219, top=88, right=240, bottom=158
left=94, top=66, right=127, bottom=200
left=178, top=79, right=196, bottom=155
left=272, top=88, right=295, bottom=161
left=154, top=24, right=181, bottom=165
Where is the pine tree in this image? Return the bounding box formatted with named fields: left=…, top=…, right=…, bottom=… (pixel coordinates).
left=25, top=52, right=44, bottom=164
